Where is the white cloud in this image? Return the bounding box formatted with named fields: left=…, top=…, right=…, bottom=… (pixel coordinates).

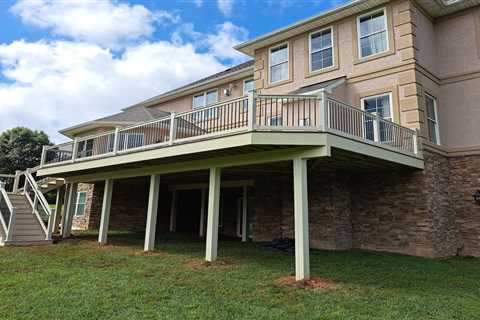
left=172, top=22, right=249, bottom=65
left=193, top=0, right=203, bottom=7
left=10, top=0, right=179, bottom=49
left=217, top=0, right=234, bottom=16
left=0, top=40, right=225, bottom=142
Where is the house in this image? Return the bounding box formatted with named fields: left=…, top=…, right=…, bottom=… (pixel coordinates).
left=1, top=0, right=479, bottom=281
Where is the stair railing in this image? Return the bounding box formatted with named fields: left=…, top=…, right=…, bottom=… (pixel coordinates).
left=0, top=181, right=15, bottom=242
left=22, top=170, right=54, bottom=241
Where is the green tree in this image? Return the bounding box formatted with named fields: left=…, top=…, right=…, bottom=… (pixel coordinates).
left=0, top=127, right=52, bottom=174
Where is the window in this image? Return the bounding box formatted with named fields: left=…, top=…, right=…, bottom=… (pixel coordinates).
left=77, top=139, right=94, bottom=158
left=310, top=28, right=333, bottom=72
left=243, top=78, right=255, bottom=95
left=75, top=192, right=87, bottom=216
left=269, top=116, right=282, bottom=126
left=357, top=8, right=389, bottom=58
left=192, top=89, right=218, bottom=119
left=425, top=94, right=440, bottom=145
left=269, top=44, right=289, bottom=83
left=361, top=93, right=393, bottom=141
left=299, top=118, right=311, bottom=127
left=118, top=132, right=145, bottom=150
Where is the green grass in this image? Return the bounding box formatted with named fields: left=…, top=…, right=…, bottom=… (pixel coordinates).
left=0, top=231, right=479, bottom=320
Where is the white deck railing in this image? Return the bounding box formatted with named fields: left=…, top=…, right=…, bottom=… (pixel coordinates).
left=41, top=92, right=419, bottom=167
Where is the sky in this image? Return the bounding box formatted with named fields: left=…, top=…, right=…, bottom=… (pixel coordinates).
left=0, top=0, right=349, bottom=142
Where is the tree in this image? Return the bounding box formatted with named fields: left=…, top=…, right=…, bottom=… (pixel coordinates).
left=0, top=127, right=52, bottom=174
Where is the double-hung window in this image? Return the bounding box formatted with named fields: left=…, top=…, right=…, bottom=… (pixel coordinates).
left=310, top=28, right=334, bottom=72
left=243, top=79, right=254, bottom=95
left=357, top=8, right=389, bottom=58
left=269, top=44, right=289, bottom=84
left=361, top=93, right=393, bottom=142
left=193, top=90, right=218, bottom=119
left=425, top=94, right=440, bottom=145
left=75, top=192, right=87, bottom=216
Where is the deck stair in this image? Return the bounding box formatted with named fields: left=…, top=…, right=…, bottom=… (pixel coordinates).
left=37, top=176, right=65, bottom=193
left=0, top=170, right=54, bottom=247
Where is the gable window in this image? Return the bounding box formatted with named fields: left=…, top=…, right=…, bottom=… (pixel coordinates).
left=269, top=44, right=289, bottom=84
left=425, top=94, right=440, bottom=145
left=243, top=78, right=255, bottom=95
left=75, top=191, right=87, bottom=216
left=361, top=92, right=393, bottom=142
left=357, top=8, right=389, bottom=58
left=310, top=28, right=333, bottom=72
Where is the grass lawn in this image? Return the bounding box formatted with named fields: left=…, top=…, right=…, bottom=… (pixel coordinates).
left=0, top=231, right=479, bottom=320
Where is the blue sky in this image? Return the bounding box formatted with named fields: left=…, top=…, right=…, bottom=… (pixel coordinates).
left=0, top=0, right=348, bottom=142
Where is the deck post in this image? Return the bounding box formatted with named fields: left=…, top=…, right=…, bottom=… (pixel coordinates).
left=62, top=182, right=78, bottom=238
left=52, top=186, right=64, bottom=234
left=293, top=158, right=310, bottom=281
left=71, top=138, right=79, bottom=162
left=144, top=174, right=161, bottom=251
left=247, top=92, right=256, bottom=131
left=98, top=179, right=114, bottom=245
left=205, top=167, right=221, bottom=262
left=199, top=188, right=206, bottom=237
left=319, top=89, right=327, bottom=131
left=242, top=185, right=248, bottom=242
left=373, top=112, right=381, bottom=143
left=13, top=170, right=21, bottom=193
left=113, top=127, right=120, bottom=155
left=169, top=113, right=177, bottom=145
left=169, top=190, right=177, bottom=232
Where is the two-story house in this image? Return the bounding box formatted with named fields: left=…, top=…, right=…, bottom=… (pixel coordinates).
left=1, top=0, right=479, bottom=281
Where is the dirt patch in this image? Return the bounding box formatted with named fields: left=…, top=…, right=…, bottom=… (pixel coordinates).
left=133, top=251, right=168, bottom=257
left=184, top=258, right=235, bottom=269
left=276, top=276, right=336, bottom=290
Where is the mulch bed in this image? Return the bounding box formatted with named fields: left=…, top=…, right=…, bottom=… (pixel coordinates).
left=276, top=276, right=335, bottom=289
left=184, top=258, right=236, bottom=269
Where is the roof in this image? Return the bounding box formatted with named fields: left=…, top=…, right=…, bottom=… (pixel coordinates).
left=235, top=0, right=480, bottom=56
left=123, top=60, right=254, bottom=111
left=60, top=106, right=170, bottom=138
left=289, top=77, right=346, bottom=95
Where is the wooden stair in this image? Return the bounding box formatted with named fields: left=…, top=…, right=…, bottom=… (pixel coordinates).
left=0, top=193, right=52, bottom=246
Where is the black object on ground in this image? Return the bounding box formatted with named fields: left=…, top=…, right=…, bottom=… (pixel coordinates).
left=263, top=238, right=295, bottom=254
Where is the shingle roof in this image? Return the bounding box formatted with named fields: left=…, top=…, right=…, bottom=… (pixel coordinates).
left=95, top=105, right=170, bottom=123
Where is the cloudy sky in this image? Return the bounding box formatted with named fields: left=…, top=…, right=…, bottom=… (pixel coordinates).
left=0, top=0, right=347, bottom=142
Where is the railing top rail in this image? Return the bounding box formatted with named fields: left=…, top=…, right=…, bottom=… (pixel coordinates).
left=176, top=95, right=249, bottom=118
left=45, top=141, right=74, bottom=150
left=0, top=186, right=15, bottom=213
left=327, top=97, right=416, bottom=134
left=257, top=94, right=321, bottom=99
left=25, top=171, right=50, bottom=215
left=118, top=115, right=172, bottom=132
left=0, top=174, right=15, bottom=178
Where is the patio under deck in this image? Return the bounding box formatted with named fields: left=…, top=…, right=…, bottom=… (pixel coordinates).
left=38, top=93, right=424, bottom=281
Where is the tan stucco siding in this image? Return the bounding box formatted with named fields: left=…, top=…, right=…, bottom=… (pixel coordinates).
left=148, top=76, right=252, bottom=114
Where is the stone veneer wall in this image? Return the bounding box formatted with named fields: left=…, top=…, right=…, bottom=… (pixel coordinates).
left=76, top=150, right=479, bottom=258
left=450, top=154, right=480, bottom=257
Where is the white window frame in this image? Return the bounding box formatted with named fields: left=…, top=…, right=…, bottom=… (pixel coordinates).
left=309, top=26, right=334, bottom=73
left=360, top=92, right=394, bottom=121
left=299, top=117, right=311, bottom=127
left=192, top=89, right=219, bottom=110
left=360, top=92, right=394, bottom=142
left=75, top=191, right=87, bottom=216
left=356, top=7, right=389, bottom=59
left=243, top=78, right=255, bottom=95
left=425, top=93, right=441, bottom=145
left=268, top=42, right=289, bottom=84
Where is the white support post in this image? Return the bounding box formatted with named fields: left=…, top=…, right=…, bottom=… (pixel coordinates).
left=247, top=92, right=256, bottom=131
left=46, top=210, right=55, bottom=241
left=59, top=184, right=70, bottom=235
left=169, top=113, right=177, bottom=145
left=113, top=127, right=120, bottom=154
left=13, top=170, right=21, bottom=193
left=199, top=188, right=206, bottom=237
left=62, top=182, right=78, bottom=238
left=413, top=128, right=419, bottom=155
left=169, top=190, right=177, bottom=232
left=293, top=158, right=310, bottom=281
left=319, top=90, right=328, bottom=131
left=71, top=138, right=79, bottom=162
left=98, top=179, right=114, bottom=245
left=205, top=167, right=221, bottom=262
left=40, top=146, right=47, bottom=167
left=373, top=112, right=381, bottom=143
left=52, top=186, right=64, bottom=234
left=144, top=174, right=161, bottom=251
left=241, top=185, right=248, bottom=242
